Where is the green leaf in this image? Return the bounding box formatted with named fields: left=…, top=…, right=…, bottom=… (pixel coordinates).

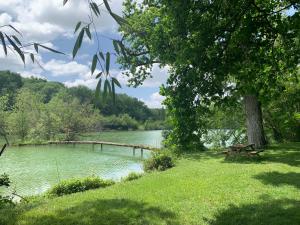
left=0, top=32, right=7, bottom=55
left=103, top=0, right=127, bottom=26
left=103, top=79, right=111, bottom=98
left=8, top=25, right=22, bottom=36
left=118, top=41, right=128, bottom=58
left=38, top=44, right=65, bottom=54
left=112, top=79, right=116, bottom=103
left=91, top=54, right=98, bottom=75
left=30, top=53, right=34, bottom=63
left=105, top=52, right=110, bottom=74
left=5, top=34, right=24, bottom=63
left=111, top=13, right=128, bottom=25
left=103, top=0, right=111, bottom=12
left=74, top=22, right=81, bottom=33
left=34, top=43, right=39, bottom=53
left=72, top=29, right=84, bottom=58
left=90, top=2, right=100, bottom=16
left=112, top=77, right=122, bottom=88
left=95, top=78, right=102, bottom=100
left=96, top=72, right=103, bottom=79
left=85, top=27, right=92, bottom=40
left=63, top=0, right=68, bottom=5
left=99, top=51, right=105, bottom=61
left=11, top=35, right=22, bottom=46
left=113, top=40, right=120, bottom=54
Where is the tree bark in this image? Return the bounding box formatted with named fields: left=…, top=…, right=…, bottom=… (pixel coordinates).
left=244, top=95, right=267, bottom=148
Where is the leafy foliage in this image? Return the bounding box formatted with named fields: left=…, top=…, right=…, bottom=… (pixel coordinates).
left=262, top=77, right=300, bottom=142
left=143, top=152, right=174, bottom=172
left=102, top=114, right=139, bottom=130
left=47, top=177, right=115, bottom=197
left=117, top=0, right=300, bottom=151
left=144, top=120, right=165, bottom=130
left=122, top=172, right=143, bottom=182
left=0, top=173, right=13, bottom=206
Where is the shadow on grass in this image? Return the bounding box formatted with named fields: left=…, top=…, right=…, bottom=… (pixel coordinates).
left=263, top=150, right=300, bottom=167
left=208, top=198, right=300, bottom=225
left=14, top=199, right=179, bottom=225
left=222, top=143, right=300, bottom=166
left=254, top=171, right=300, bottom=189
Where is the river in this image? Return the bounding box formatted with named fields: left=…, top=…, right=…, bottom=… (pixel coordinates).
left=0, top=130, right=163, bottom=196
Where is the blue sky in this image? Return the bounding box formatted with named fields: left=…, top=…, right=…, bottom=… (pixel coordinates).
left=0, top=0, right=168, bottom=108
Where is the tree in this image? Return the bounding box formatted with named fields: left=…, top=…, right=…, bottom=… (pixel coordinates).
left=117, top=0, right=300, bottom=150
left=95, top=93, right=152, bottom=121
left=48, top=91, right=101, bottom=141
left=0, top=71, right=23, bottom=108
left=8, top=89, right=43, bottom=141
left=0, top=95, right=9, bottom=144
left=67, top=85, right=94, bottom=104
left=263, top=76, right=300, bottom=142
left=22, top=78, right=65, bottom=103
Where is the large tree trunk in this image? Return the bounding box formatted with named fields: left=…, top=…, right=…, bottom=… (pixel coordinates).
left=244, top=95, right=267, bottom=148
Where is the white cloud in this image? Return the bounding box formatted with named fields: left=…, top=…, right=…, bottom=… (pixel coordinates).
left=142, top=92, right=165, bottom=108
left=20, top=71, right=46, bottom=79
left=43, top=59, right=90, bottom=77
left=64, top=78, right=97, bottom=89
left=143, top=64, right=169, bottom=87
left=0, top=0, right=124, bottom=42
left=0, top=13, right=12, bottom=24
left=116, top=64, right=169, bottom=88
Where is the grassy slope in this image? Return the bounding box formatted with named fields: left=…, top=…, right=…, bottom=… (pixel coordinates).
left=1, top=143, right=300, bottom=225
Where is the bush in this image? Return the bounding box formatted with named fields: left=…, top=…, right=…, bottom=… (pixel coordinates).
left=122, top=172, right=143, bottom=182
left=143, top=152, right=174, bottom=172
left=48, top=177, right=115, bottom=197
left=103, top=114, right=139, bottom=130
left=144, top=120, right=165, bottom=130
left=0, top=173, right=13, bottom=206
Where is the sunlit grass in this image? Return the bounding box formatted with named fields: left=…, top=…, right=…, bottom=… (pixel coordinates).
left=1, top=143, right=299, bottom=225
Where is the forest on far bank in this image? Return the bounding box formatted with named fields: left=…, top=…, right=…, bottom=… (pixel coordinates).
left=0, top=70, right=166, bottom=144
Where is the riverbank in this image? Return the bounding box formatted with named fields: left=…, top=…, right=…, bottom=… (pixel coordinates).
left=1, top=143, right=299, bottom=225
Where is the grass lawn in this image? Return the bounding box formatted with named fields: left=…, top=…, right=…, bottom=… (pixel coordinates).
left=1, top=143, right=300, bottom=225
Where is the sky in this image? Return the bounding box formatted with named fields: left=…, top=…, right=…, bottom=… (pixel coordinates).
left=0, top=0, right=168, bottom=108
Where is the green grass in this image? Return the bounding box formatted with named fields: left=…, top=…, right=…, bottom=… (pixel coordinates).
left=1, top=143, right=300, bottom=225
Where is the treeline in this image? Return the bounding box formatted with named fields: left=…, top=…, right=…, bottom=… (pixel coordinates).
left=0, top=71, right=166, bottom=143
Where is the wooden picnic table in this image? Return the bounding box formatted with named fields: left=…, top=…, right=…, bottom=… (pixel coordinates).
left=222, top=144, right=263, bottom=157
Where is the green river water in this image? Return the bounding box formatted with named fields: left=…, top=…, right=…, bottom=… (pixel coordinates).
left=0, top=130, right=162, bottom=196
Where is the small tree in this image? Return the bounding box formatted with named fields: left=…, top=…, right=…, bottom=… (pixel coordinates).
left=8, top=89, right=43, bottom=141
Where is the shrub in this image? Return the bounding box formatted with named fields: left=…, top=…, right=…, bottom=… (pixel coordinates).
left=0, top=173, right=13, bottom=206
left=48, top=177, right=114, bottom=197
left=143, top=152, right=174, bottom=172
left=144, top=120, right=165, bottom=130
left=103, top=114, right=139, bottom=130
left=122, top=172, right=143, bottom=182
